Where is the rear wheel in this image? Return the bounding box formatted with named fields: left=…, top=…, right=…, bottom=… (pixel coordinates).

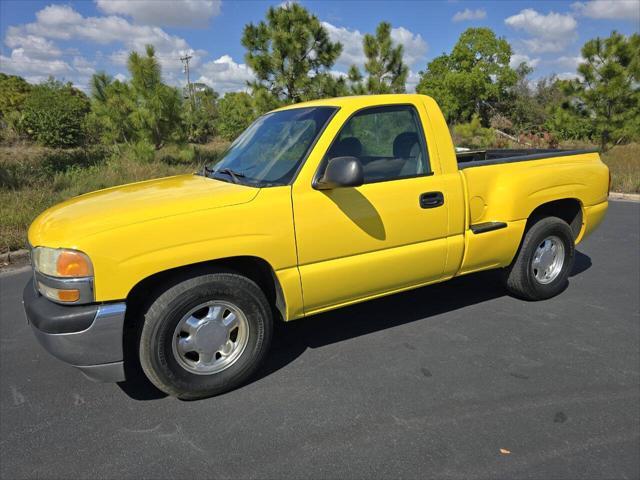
left=139, top=273, right=272, bottom=399
left=503, top=216, right=575, bottom=300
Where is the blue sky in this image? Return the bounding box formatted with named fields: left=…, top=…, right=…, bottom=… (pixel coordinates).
left=1, top=0, right=638, bottom=93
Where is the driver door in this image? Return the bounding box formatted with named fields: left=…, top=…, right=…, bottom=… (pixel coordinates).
left=292, top=104, right=450, bottom=315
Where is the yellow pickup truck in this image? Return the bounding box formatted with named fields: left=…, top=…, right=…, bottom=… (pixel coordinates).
left=23, top=94, right=609, bottom=399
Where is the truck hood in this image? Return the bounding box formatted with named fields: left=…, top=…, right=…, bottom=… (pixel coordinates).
left=28, top=174, right=259, bottom=247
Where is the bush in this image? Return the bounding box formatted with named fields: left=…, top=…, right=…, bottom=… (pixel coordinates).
left=518, top=132, right=559, bottom=149
left=0, top=145, right=109, bottom=189
left=216, top=92, right=257, bottom=141
left=156, top=144, right=197, bottom=165
left=452, top=114, right=496, bottom=149
left=126, top=141, right=156, bottom=163
left=21, top=79, right=90, bottom=148
left=0, top=73, right=32, bottom=143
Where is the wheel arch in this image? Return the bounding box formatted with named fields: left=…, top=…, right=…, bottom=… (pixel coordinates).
left=526, top=198, right=583, bottom=240
left=125, top=255, right=287, bottom=322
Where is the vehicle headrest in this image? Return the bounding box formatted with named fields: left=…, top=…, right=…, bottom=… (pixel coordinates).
left=329, top=136, right=362, bottom=158
left=393, top=132, right=419, bottom=158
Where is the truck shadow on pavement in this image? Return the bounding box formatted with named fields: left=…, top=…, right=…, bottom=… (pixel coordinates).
left=117, top=250, right=591, bottom=401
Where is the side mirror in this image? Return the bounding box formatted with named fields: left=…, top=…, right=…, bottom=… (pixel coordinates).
left=314, top=156, right=364, bottom=190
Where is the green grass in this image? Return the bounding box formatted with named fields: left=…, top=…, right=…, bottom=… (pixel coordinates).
left=600, top=143, right=640, bottom=194
left=0, top=140, right=637, bottom=253
left=0, top=141, right=227, bottom=251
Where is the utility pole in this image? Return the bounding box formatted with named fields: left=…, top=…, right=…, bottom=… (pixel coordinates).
left=180, top=54, right=194, bottom=103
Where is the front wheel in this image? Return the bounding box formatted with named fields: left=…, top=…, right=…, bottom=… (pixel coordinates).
left=503, top=216, right=575, bottom=301
left=139, top=273, right=273, bottom=399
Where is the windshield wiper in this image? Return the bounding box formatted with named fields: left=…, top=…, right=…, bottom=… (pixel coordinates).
left=211, top=167, right=246, bottom=184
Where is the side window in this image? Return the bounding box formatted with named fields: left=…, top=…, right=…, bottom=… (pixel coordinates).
left=322, top=105, right=430, bottom=184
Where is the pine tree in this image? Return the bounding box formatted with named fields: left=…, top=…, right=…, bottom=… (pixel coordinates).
left=241, top=3, right=343, bottom=102
left=348, top=22, right=408, bottom=94
left=571, top=31, right=640, bottom=151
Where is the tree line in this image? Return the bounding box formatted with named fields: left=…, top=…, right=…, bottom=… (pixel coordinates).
left=0, top=3, right=638, bottom=152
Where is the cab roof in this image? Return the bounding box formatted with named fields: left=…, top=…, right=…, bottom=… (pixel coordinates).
left=272, top=93, right=431, bottom=112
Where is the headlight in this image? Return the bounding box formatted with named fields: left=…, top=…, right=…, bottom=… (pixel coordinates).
left=32, top=247, right=93, bottom=278
left=32, top=247, right=94, bottom=304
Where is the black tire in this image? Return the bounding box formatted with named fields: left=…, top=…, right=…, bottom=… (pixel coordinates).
left=503, top=216, right=575, bottom=301
left=139, top=273, right=272, bottom=400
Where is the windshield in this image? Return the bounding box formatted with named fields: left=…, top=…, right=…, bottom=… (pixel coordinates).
left=204, top=106, right=337, bottom=187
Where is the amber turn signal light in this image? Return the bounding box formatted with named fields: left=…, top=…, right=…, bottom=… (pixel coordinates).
left=57, top=289, right=80, bottom=302
left=56, top=251, right=92, bottom=277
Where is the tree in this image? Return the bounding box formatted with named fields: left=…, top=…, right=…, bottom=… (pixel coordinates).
left=416, top=28, right=517, bottom=124
left=348, top=22, right=408, bottom=94
left=88, top=73, right=136, bottom=145
left=570, top=31, right=640, bottom=150
left=90, top=72, right=111, bottom=104
left=0, top=73, right=32, bottom=120
left=183, top=83, right=219, bottom=143
left=21, top=77, right=90, bottom=148
left=503, top=63, right=538, bottom=133
left=127, top=45, right=184, bottom=148
left=241, top=3, right=343, bottom=102
left=88, top=46, right=185, bottom=148
left=0, top=73, right=32, bottom=140
left=216, top=92, right=257, bottom=140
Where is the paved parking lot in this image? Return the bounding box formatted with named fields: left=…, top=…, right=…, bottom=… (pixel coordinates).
left=1, top=201, right=638, bottom=479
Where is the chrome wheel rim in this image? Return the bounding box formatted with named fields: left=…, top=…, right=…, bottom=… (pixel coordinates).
left=531, top=235, right=565, bottom=284
left=172, top=301, right=249, bottom=375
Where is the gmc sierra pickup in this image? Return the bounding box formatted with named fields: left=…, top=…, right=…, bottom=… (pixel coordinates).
left=24, top=94, right=609, bottom=399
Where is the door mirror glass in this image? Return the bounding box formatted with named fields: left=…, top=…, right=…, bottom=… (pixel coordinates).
left=314, top=156, right=364, bottom=190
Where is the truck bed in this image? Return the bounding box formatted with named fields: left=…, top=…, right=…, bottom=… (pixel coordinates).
left=455, top=146, right=608, bottom=276
left=456, top=148, right=599, bottom=169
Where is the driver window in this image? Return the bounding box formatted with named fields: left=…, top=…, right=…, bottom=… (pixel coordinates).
left=323, top=105, right=430, bottom=184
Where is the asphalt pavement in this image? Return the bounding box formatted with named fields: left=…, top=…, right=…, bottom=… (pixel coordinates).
left=1, top=201, right=638, bottom=479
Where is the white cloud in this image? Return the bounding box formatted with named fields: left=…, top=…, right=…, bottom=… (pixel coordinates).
left=322, top=22, right=427, bottom=69
left=406, top=70, right=421, bottom=92
left=1, top=16, right=98, bottom=90
left=571, top=0, right=640, bottom=20
left=322, top=22, right=365, bottom=67
left=196, top=55, right=254, bottom=93
left=4, top=29, right=61, bottom=59
left=390, top=27, right=428, bottom=66
left=114, top=73, right=127, bottom=82
left=553, top=55, right=584, bottom=70
left=0, top=49, right=72, bottom=77
left=95, top=0, right=222, bottom=27
left=2, top=4, right=205, bottom=89
left=278, top=1, right=298, bottom=9
left=452, top=9, right=487, bottom=22
left=505, top=9, right=578, bottom=53
left=26, top=5, right=192, bottom=53
left=510, top=53, right=541, bottom=69
left=72, top=56, right=96, bottom=76
left=556, top=71, right=581, bottom=81
left=329, top=70, right=348, bottom=79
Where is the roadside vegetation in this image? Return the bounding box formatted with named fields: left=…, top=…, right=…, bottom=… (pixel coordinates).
left=0, top=142, right=227, bottom=251
left=0, top=3, right=638, bottom=252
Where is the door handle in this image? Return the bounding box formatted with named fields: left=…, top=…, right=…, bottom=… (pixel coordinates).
left=419, top=191, right=444, bottom=209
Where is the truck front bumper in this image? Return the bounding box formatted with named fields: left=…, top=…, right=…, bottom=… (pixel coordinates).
left=23, top=279, right=127, bottom=382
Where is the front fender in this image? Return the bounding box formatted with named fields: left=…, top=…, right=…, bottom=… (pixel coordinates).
left=78, top=187, right=299, bottom=307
